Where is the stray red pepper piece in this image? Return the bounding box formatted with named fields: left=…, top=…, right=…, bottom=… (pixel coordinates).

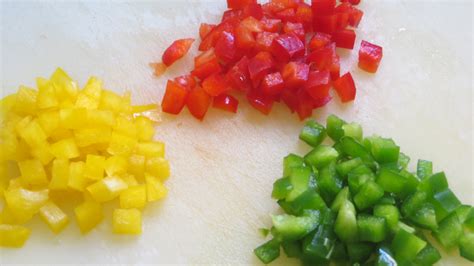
left=161, top=80, right=189, bottom=115
left=281, top=61, right=310, bottom=90
left=262, top=72, right=285, bottom=96
left=333, top=72, right=356, bottom=103
left=186, top=86, right=211, bottom=120
left=202, top=74, right=230, bottom=97
left=358, top=40, right=383, bottom=73
left=213, top=94, right=239, bottom=113
left=333, top=29, right=356, bottom=49
left=304, top=71, right=331, bottom=100
left=247, top=90, right=274, bottom=115
left=162, top=38, right=195, bottom=66
left=271, top=33, right=305, bottom=62
left=150, top=62, right=167, bottom=77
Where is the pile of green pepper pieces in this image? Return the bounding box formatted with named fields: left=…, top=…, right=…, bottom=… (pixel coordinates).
left=254, top=115, right=474, bottom=265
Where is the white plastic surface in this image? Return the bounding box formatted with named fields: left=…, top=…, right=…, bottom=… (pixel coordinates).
left=1, top=0, right=472, bottom=265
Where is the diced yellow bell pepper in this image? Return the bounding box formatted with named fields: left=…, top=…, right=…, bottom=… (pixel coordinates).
left=120, top=185, right=146, bottom=209
left=0, top=224, right=31, bottom=248
left=136, top=141, right=165, bottom=158
left=75, top=93, right=99, bottom=109
left=128, top=154, right=146, bottom=180
left=0, top=130, right=22, bottom=161
left=18, top=159, right=48, bottom=185
left=13, top=86, right=37, bottom=115
left=86, top=176, right=128, bottom=203
left=16, top=117, right=48, bottom=148
left=36, top=78, right=58, bottom=109
left=39, top=201, right=69, bottom=233
left=120, top=174, right=139, bottom=187
left=99, top=90, right=123, bottom=113
left=4, top=188, right=49, bottom=223
left=49, top=128, right=74, bottom=142
left=0, top=93, right=17, bottom=117
left=145, top=174, right=167, bottom=202
left=120, top=91, right=133, bottom=115
left=50, top=68, right=78, bottom=100
left=50, top=138, right=80, bottom=159
left=107, top=132, right=137, bottom=156
left=105, top=156, right=128, bottom=176
left=83, top=154, right=105, bottom=180
left=37, top=110, right=60, bottom=137
left=68, top=161, right=88, bottom=192
left=135, top=116, right=155, bottom=141
left=0, top=206, right=20, bottom=224
left=146, top=157, right=170, bottom=181
left=59, top=108, right=88, bottom=129
left=8, top=178, right=24, bottom=190
left=112, top=208, right=142, bottom=235
left=74, top=127, right=111, bottom=147
left=82, top=76, right=103, bottom=99
left=132, top=104, right=157, bottom=114
left=114, top=116, right=137, bottom=138
left=74, top=200, right=103, bottom=234
left=86, top=110, right=116, bottom=127
left=50, top=159, right=69, bottom=190
left=30, top=144, right=55, bottom=165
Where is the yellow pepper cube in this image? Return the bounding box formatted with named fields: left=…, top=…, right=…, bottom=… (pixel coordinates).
left=135, top=116, right=155, bottom=141
left=86, top=110, right=116, bottom=127
left=18, top=159, right=48, bottom=185
left=13, top=86, right=37, bottom=115
left=0, top=206, right=20, bottom=224
left=50, top=67, right=78, bottom=100
left=128, top=154, right=146, bottom=179
left=146, top=157, right=170, bottom=180
left=50, top=159, right=69, bottom=190
left=59, top=108, right=88, bottom=129
left=114, top=116, right=137, bottom=138
left=105, top=156, right=128, bottom=176
left=99, top=90, right=123, bottom=113
left=17, top=118, right=48, bottom=148
left=36, top=79, right=58, bottom=109
left=74, top=200, right=103, bottom=234
left=0, top=224, right=31, bottom=248
left=145, top=174, right=167, bottom=202
left=112, top=208, right=142, bottom=235
left=107, top=132, right=137, bottom=156
left=82, top=76, right=103, bottom=99
left=50, top=138, right=80, bottom=159
left=4, top=188, right=49, bottom=223
left=0, top=93, right=17, bottom=116
left=74, top=127, right=111, bottom=147
left=68, top=161, right=88, bottom=192
left=30, top=144, right=54, bottom=165
left=86, top=176, right=128, bottom=203
left=83, top=154, right=106, bottom=180
left=39, top=201, right=69, bottom=233
left=75, top=93, right=99, bottom=109
left=136, top=141, right=165, bottom=158
left=38, top=110, right=60, bottom=136
left=120, top=174, right=138, bottom=187
left=49, top=128, right=74, bottom=142
left=120, top=185, right=146, bottom=209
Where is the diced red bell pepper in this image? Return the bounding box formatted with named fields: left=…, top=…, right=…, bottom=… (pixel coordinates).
left=281, top=88, right=298, bottom=112
left=202, top=73, right=230, bottom=97
left=296, top=89, right=314, bottom=120
left=272, top=0, right=302, bottom=9
left=162, top=80, right=189, bottom=115
left=241, top=16, right=264, bottom=32
left=227, top=0, right=257, bottom=9
left=247, top=90, right=274, bottom=115
left=283, top=22, right=306, bottom=41
left=235, top=25, right=256, bottom=50
left=260, top=18, right=282, bottom=33
left=329, top=54, right=340, bottom=80
left=194, top=49, right=217, bottom=67
left=192, top=49, right=222, bottom=80
left=215, top=31, right=237, bottom=64
left=333, top=72, right=356, bottom=102
left=348, top=7, right=363, bottom=27
left=358, top=40, right=383, bottom=73
left=271, top=33, right=305, bottom=62
left=313, top=14, right=338, bottom=34
left=186, top=86, right=211, bottom=120
left=349, top=0, right=361, bottom=5
left=309, top=32, right=332, bottom=51
left=336, top=12, right=350, bottom=30
left=311, top=0, right=336, bottom=16
left=262, top=2, right=285, bottom=16
left=261, top=72, right=285, bottom=96
left=222, top=9, right=243, bottom=22
left=312, top=95, right=332, bottom=108
left=304, top=71, right=331, bottom=100
left=242, top=3, right=264, bottom=20
left=226, top=56, right=253, bottom=92
left=275, top=8, right=297, bottom=22
left=248, top=51, right=275, bottom=87
left=333, top=29, right=356, bottom=49
left=213, top=94, right=239, bottom=113
left=255, top=32, right=279, bottom=52
left=174, top=74, right=197, bottom=90
left=295, top=4, right=313, bottom=31
left=199, top=23, right=216, bottom=40
left=199, top=18, right=239, bottom=52
left=281, top=61, right=309, bottom=89
left=162, top=38, right=195, bottom=67
left=307, top=43, right=335, bottom=71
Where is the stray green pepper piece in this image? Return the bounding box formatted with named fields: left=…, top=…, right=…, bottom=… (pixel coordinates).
left=416, top=159, right=433, bottom=180
left=272, top=177, right=293, bottom=200
left=254, top=238, right=281, bottom=264
left=374, top=204, right=399, bottom=233
left=336, top=158, right=363, bottom=177
left=300, top=120, right=327, bottom=147
left=271, top=211, right=320, bottom=241
left=304, top=145, right=339, bottom=170
left=342, top=122, right=363, bottom=141
left=353, top=181, right=384, bottom=211
left=357, top=215, right=387, bottom=243
left=391, top=228, right=426, bottom=262
left=413, top=244, right=441, bottom=266
left=432, top=212, right=463, bottom=249
left=459, top=233, right=474, bottom=262
left=334, top=200, right=358, bottom=243
left=326, top=114, right=346, bottom=142
left=283, top=154, right=305, bottom=177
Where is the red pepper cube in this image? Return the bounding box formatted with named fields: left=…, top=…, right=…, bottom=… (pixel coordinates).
left=247, top=91, right=274, bottom=115
left=255, top=32, right=279, bottom=52
left=213, top=94, right=239, bottom=113
left=296, top=89, right=314, bottom=120
left=358, top=40, right=383, bottom=73
left=202, top=74, right=230, bottom=97
left=304, top=71, right=331, bottom=100
left=349, top=7, right=363, bottom=27
left=333, top=29, right=356, bottom=49
left=329, top=54, right=340, bottom=80
left=271, top=33, right=305, bottom=62
left=214, top=31, right=237, bottom=64
left=161, top=80, right=189, bottom=115
left=162, top=38, right=195, bottom=67
left=248, top=51, right=275, bottom=87
left=349, top=0, right=361, bottom=5
left=313, top=14, right=338, bottom=34
left=283, top=22, right=306, bottom=41
left=174, top=75, right=197, bottom=90
left=242, top=3, right=264, bottom=20
left=309, top=32, right=332, bottom=51
left=235, top=25, right=256, bottom=50
left=281, top=88, right=298, bottom=113
left=226, top=56, right=252, bottom=92
left=192, top=59, right=222, bottom=80
left=186, top=86, right=211, bottom=120
left=312, top=95, right=332, bottom=109
left=260, top=18, right=282, bottom=33
left=307, top=43, right=335, bottom=71
left=333, top=72, right=356, bottom=103
left=199, top=23, right=216, bottom=40
left=336, top=12, right=349, bottom=30
left=227, top=0, right=257, bottom=9
left=275, top=8, right=297, bottom=22
left=311, top=0, right=336, bottom=16
left=295, top=4, right=313, bottom=31
left=240, top=16, right=263, bottom=32
left=261, top=72, right=285, bottom=96
left=222, top=9, right=243, bottom=22
left=281, top=62, right=310, bottom=90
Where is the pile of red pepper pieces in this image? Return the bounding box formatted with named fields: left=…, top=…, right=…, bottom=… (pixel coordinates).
left=156, top=0, right=383, bottom=120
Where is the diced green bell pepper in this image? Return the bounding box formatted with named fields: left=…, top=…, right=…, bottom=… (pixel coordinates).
left=357, top=215, right=387, bottom=243
left=432, top=212, right=463, bottom=249
left=410, top=203, right=438, bottom=231
left=413, top=244, right=441, bottom=266
left=459, top=233, right=474, bottom=262
left=303, top=223, right=336, bottom=260
left=327, top=114, right=346, bottom=142
left=286, top=166, right=313, bottom=201
left=455, top=205, right=474, bottom=232
left=374, top=204, right=399, bottom=233
left=318, top=161, right=343, bottom=204
left=375, top=246, right=396, bottom=266
left=368, top=136, right=400, bottom=164
left=376, top=168, right=407, bottom=195
left=398, top=170, right=420, bottom=198
left=377, top=195, right=396, bottom=205
left=331, top=241, right=348, bottom=261
left=300, top=120, right=326, bottom=147
left=396, top=221, right=416, bottom=234
left=283, top=154, right=306, bottom=177
left=281, top=240, right=303, bottom=258
left=342, top=122, right=363, bottom=141
left=418, top=172, right=448, bottom=196
left=401, top=190, right=428, bottom=217
left=254, top=238, right=281, bottom=264
left=331, top=187, right=350, bottom=212
left=430, top=188, right=461, bottom=222
left=271, top=212, right=320, bottom=241
left=272, top=177, right=293, bottom=200
left=335, top=200, right=358, bottom=243
left=304, top=145, right=339, bottom=170
left=354, top=181, right=384, bottom=211
left=347, top=242, right=374, bottom=263
left=391, top=228, right=426, bottom=262
left=340, top=137, right=375, bottom=165
left=348, top=174, right=373, bottom=195
left=416, top=159, right=433, bottom=180
left=283, top=189, right=327, bottom=215
left=397, top=152, right=410, bottom=170
left=336, top=158, right=363, bottom=177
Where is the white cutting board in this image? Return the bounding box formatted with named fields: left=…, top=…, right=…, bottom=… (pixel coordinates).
left=1, top=0, right=472, bottom=265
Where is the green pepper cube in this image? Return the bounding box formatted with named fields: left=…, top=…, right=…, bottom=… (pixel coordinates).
left=410, top=203, right=438, bottom=231
left=336, top=158, right=363, bottom=177
left=377, top=195, right=396, bottom=205
left=402, top=190, right=428, bottom=217
left=391, top=228, right=426, bottom=262
left=374, top=204, right=399, bottom=233
left=340, top=137, right=374, bottom=165
left=398, top=170, right=420, bottom=198
left=286, top=166, right=313, bottom=202
left=304, top=145, right=338, bottom=170
left=299, top=120, right=326, bottom=147
left=417, top=159, right=433, bottom=180
left=419, top=172, right=448, bottom=196
left=342, top=122, right=363, bottom=141
left=413, top=244, right=441, bottom=265
left=376, top=168, right=407, bottom=194
left=347, top=242, right=374, bottom=263
left=330, top=187, right=350, bottom=212
left=353, top=181, right=384, bottom=211
left=283, top=154, right=305, bottom=177
left=431, top=188, right=461, bottom=222
left=334, top=200, right=358, bottom=243
left=432, top=212, right=463, bottom=249
left=286, top=190, right=327, bottom=215
left=326, top=114, right=346, bottom=142
left=281, top=240, right=303, bottom=258
left=303, top=223, right=336, bottom=260
left=455, top=205, right=473, bottom=223
left=254, top=238, right=280, bottom=264
left=459, top=233, right=474, bottom=262
left=369, top=136, right=400, bottom=164
left=397, top=152, right=410, bottom=170
left=272, top=177, right=293, bottom=200
left=357, top=215, right=387, bottom=242
left=318, top=161, right=343, bottom=204
left=272, top=212, right=319, bottom=241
